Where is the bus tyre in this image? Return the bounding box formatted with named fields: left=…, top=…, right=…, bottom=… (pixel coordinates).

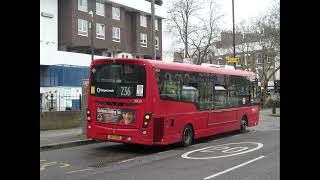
left=240, top=117, right=247, bottom=133
left=182, top=124, right=194, bottom=147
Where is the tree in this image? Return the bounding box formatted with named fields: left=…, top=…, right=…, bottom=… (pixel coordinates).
left=215, top=0, right=279, bottom=107
left=167, top=0, right=202, bottom=58
left=253, top=1, right=280, bottom=106
left=188, top=1, right=223, bottom=65
left=234, top=20, right=260, bottom=71
left=167, top=0, right=222, bottom=64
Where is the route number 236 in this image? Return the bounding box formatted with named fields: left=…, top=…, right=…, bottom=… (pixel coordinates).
left=121, top=87, right=131, bottom=96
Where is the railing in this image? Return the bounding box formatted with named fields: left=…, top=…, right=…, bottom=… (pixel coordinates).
left=40, top=94, right=82, bottom=112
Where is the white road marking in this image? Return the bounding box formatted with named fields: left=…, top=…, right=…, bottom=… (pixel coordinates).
left=203, top=155, right=265, bottom=179
left=40, top=162, right=57, bottom=171
left=118, top=158, right=135, bottom=163
left=66, top=168, right=92, bottom=174
left=200, top=146, right=229, bottom=153
left=222, top=147, right=249, bottom=153
left=181, top=142, right=263, bottom=159
left=59, top=163, right=71, bottom=168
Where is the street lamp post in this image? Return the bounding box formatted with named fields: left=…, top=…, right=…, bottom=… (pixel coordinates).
left=232, top=0, right=236, bottom=69
left=151, top=0, right=156, bottom=60
left=89, top=11, right=94, bottom=61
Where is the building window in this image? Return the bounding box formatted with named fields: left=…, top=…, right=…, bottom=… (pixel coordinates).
left=140, top=14, right=147, bottom=27
left=112, top=27, right=120, bottom=42
left=78, top=19, right=88, bottom=36
left=140, top=33, right=147, bottom=47
left=96, top=23, right=105, bottom=40
left=122, top=55, right=125, bottom=58
left=102, top=51, right=113, bottom=57
left=257, top=54, right=262, bottom=64
left=96, top=2, right=105, bottom=16
left=78, top=0, right=87, bottom=12
left=155, top=19, right=158, bottom=31
left=155, top=36, right=159, bottom=49
left=267, top=56, right=272, bottom=63
left=112, top=6, right=120, bottom=20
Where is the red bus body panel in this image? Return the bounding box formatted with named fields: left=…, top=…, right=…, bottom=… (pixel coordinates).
left=86, top=58, right=260, bottom=145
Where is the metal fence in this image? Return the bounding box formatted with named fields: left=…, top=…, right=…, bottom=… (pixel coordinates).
left=40, top=93, right=82, bottom=112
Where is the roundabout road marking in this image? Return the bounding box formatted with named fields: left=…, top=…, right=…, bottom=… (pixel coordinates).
left=181, top=142, right=263, bottom=159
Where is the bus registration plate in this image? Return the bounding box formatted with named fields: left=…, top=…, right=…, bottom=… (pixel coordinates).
left=107, top=134, right=122, bottom=141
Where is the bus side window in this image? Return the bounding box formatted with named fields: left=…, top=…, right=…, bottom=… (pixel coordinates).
left=234, top=76, right=252, bottom=106
left=158, top=71, right=182, bottom=101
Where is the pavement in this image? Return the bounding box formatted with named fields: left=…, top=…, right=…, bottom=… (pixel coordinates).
left=260, top=107, right=280, bottom=117
left=40, top=127, right=100, bottom=151
left=40, top=108, right=279, bottom=151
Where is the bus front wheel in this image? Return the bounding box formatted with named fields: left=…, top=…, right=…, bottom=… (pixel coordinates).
left=182, top=124, right=194, bottom=147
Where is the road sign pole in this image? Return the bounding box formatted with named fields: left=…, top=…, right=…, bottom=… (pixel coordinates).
left=232, top=0, right=236, bottom=69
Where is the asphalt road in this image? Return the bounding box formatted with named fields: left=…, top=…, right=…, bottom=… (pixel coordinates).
left=40, top=114, right=279, bottom=180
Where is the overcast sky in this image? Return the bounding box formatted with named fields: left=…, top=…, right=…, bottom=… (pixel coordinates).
left=218, top=0, right=276, bottom=29
left=161, top=0, right=278, bottom=61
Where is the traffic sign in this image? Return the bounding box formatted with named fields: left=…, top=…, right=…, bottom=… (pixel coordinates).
left=226, top=57, right=239, bottom=63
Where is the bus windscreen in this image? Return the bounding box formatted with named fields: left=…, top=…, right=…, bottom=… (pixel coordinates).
left=90, top=63, right=146, bottom=98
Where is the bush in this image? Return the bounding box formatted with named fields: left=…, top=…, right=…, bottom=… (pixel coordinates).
left=264, top=98, right=273, bottom=108
left=273, top=99, right=280, bottom=107
left=263, top=96, right=280, bottom=108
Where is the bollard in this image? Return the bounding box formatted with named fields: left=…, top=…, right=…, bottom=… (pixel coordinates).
left=50, top=93, right=54, bottom=111
left=79, top=94, right=82, bottom=110
left=272, top=102, right=276, bottom=114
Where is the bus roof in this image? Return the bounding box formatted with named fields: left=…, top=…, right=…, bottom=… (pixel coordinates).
left=92, top=58, right=255, bottom=77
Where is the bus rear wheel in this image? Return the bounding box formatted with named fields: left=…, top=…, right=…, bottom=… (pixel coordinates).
left=182, top=124, right=194, bottom=147
left=240, top=117, right=247, bottom=133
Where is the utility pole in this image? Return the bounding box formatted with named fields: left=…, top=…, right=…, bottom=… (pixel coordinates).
left=232, top=0, right=236, bottom=69
left=151, top=0, right=156, bottom=60
left=89, top=11, right=94, bottom=61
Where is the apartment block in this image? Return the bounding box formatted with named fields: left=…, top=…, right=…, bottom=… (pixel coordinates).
left=58, top=0, right=164, bottom=60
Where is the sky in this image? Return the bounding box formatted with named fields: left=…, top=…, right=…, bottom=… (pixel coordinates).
left=218, top=0, right=276, bottom=29
left=161, top=0, right=278, bottom=61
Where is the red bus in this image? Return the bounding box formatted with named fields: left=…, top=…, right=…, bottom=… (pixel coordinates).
left=86, top=58, right=260, bottom=146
